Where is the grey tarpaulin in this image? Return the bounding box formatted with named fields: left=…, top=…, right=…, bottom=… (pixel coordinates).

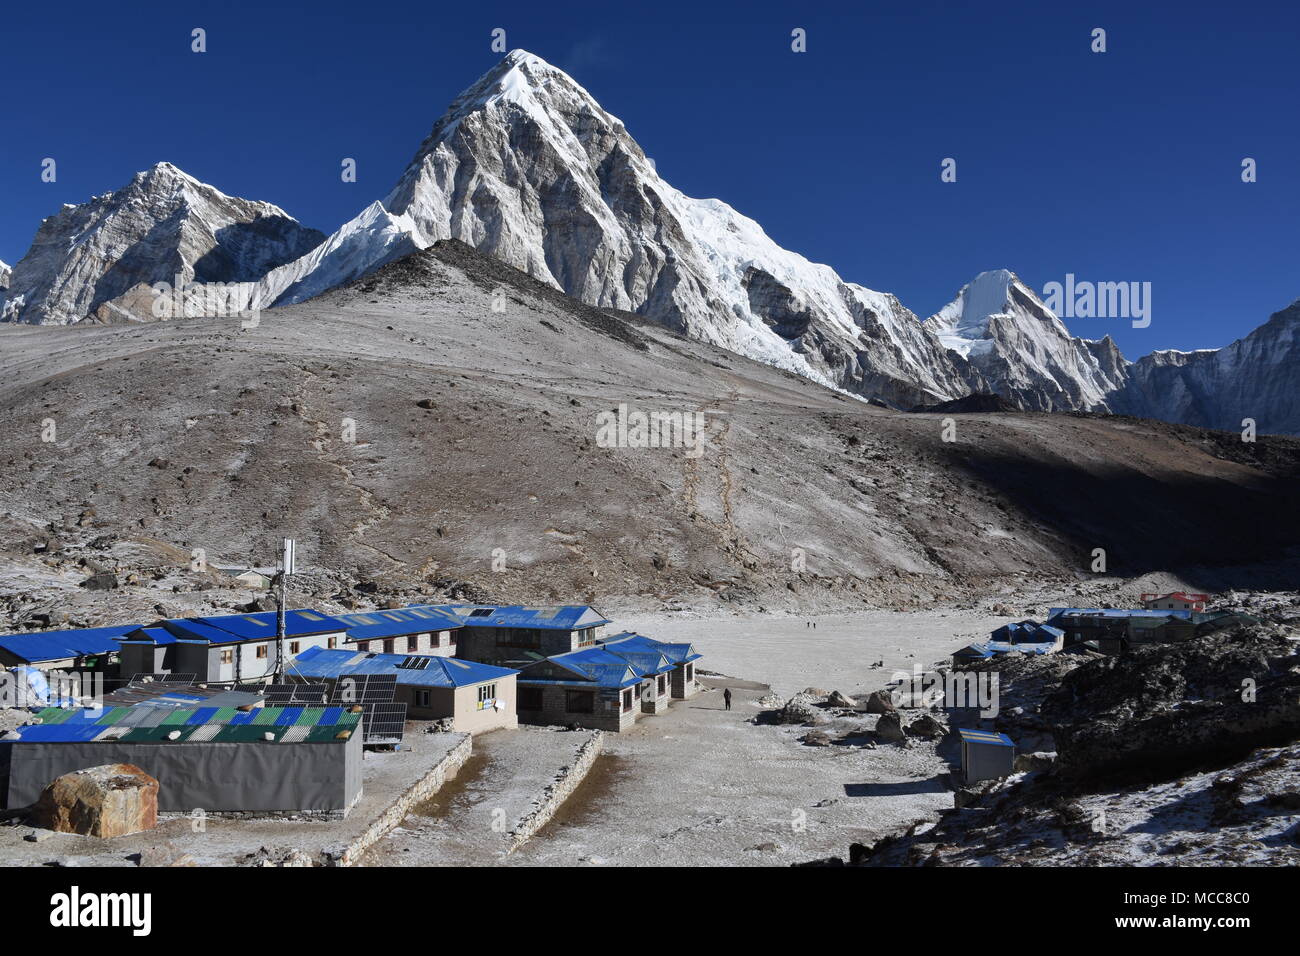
left=1, top=733, right=363, bottom=812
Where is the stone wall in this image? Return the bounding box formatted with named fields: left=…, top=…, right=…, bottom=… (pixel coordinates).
left=506, top=730, right=603, bottom=854
left=338, top=733, right=472, bottom=866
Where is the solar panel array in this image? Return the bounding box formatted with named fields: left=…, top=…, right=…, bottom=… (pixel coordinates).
left=128, top=673, right=199, bottom=684
left=263, top=683, right=331, bottom=705
left=324, top=675, right=403, bottom=744
left=360, top=703, right=407, bottom=744
left=328, top=674, right=396, bottom=705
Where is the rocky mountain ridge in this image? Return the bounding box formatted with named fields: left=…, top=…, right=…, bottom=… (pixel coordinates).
left=1, top=52, right=1295, bottom=432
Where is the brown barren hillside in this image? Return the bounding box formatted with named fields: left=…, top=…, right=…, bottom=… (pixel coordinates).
left=1, top=241, right=1297, bottom=619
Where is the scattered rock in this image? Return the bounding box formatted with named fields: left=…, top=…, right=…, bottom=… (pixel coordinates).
left=79, top=572, right=120, bottom=591
left=1014, top=751, right=1058, bottom=774
left=905, top=713, right=948, bottom=739
left=875, top=712, right=906, bottom=742
left=863, top=689, right=897, bottom=714
left=776, top=695, right=826, bottom=726
left=800, top=730, right=832, bottom=747
left=826, top=690, right=856, bottom=708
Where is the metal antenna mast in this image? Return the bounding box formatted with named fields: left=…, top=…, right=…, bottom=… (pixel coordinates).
left=275, top=537, right=296, bottom=680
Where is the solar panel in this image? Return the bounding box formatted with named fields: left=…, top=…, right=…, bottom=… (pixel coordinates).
left=361, top=702, right=407, bottom=744
left=329, top=674, right=396, bottom=704
left=397, top=656, right=430, bottom=670
left=129, top=673, right=199, bottom=684
left=264, top=683, right=330, bottom=705
left=234, top=683, right=267, bottom=694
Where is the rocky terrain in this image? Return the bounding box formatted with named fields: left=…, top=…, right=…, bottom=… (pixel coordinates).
left=2, top=238, right=1300, bottom=633
left=799, top=596, right=1300, bottom=866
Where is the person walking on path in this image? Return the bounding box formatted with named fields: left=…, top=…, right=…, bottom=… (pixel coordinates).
left=723, top=687, right=732, bottom=711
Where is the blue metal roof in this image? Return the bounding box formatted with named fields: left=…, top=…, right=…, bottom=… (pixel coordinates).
left=518, top=647, right=641, bottom=689
left=153, top=609, right=349, bottom=645
left=0, top=625, right=137, bottom=663
left=598, top=632, right=702, bottom=665
left=119, top=626, right=177, bottom=646
left=990, top=621, right=1064, bottom=644
left=336, top=607, right=463, bottom=641
left=958, top=728, right=1015, bottom=747
left=194, top=609, right=350, bottom=641
left=1048, top=608, right=1192, bottom=620
left=960, top=638, right=1058, bottom=658
left=286, top=645, right=515, bottom=688
left=446, top=605, right=610, bottom=630
left=160, top=618, right=245, bottom=645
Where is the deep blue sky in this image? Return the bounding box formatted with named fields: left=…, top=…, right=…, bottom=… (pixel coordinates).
left=2, top=0, right=1296, bottom=355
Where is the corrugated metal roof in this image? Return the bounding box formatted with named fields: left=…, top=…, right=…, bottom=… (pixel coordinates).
left=13, top=703, right=360, bottom=743
left=191, top=609, right=349, bottom=642
left=0, top=625, right=138, bottom=663
left=518, top=647, right=641, bottom=688
left=598, top=632, right=702, bottom=665
left=1048, top=608, right=1192, bottom=620
left=119, top=626, right=177, bottom=646
left=336, top=607, right=462, bottom=641
left=957, top=728, right=1015, bottom=747
left=990, top=621, right=1064, bottom=644
left=445, top=604, right=610, bottom=630
left=285, top=645, right=515, bottom=687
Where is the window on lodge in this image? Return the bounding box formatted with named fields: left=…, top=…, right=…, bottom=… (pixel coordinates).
left=495, top=628, right=542, bottom=648
left=567, top=690, right=595, bottom=714
left=518, top=686, right=543, bottom=710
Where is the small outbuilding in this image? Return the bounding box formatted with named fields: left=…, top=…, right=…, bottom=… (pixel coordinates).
left=3, top=702, right=364, bottom=814
left=958, top=728, right=1016, bottom=785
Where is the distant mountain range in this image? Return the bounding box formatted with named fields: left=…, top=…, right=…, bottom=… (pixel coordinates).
left=1, top=50, right=1295, bottom=434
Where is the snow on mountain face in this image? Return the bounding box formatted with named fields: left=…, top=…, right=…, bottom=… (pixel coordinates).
left=254, top=50, right=973, bottom=407
left=1113, top=300, right=1300, bottom=434
left=2, top=162, right=324, bottom=325
left=0, top=260, right=10, bottom=291
left=927, top=269, right=1129, bottom=411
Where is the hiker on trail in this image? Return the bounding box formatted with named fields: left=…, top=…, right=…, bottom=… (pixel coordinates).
left=723, top=688, right=732, bottom=711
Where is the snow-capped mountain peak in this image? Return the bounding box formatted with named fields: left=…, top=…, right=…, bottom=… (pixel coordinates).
left=0, top=259, right=10, bottom=291
left=254, top=50, right=977, bottom=406
left=2, top=162, right=324, bottom=324
left=928, top=270, right=1128, bottom=411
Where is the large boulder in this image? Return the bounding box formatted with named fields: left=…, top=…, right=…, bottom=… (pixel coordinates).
left=863, top=689, right=897, bottom=714
left=875, top=712, right=906, bottom=742
left=32, top=764, right=159, bottom=838
left=1014, top=751, right=1057, bottom=774
left=776, top=695, right=826, bottom=726
left=905, top=713, right=948, bottom=738
left=826, top=690, right=857, bottom=709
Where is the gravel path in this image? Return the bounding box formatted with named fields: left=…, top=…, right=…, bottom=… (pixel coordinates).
left=361, top=726, right=591, bottom=866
